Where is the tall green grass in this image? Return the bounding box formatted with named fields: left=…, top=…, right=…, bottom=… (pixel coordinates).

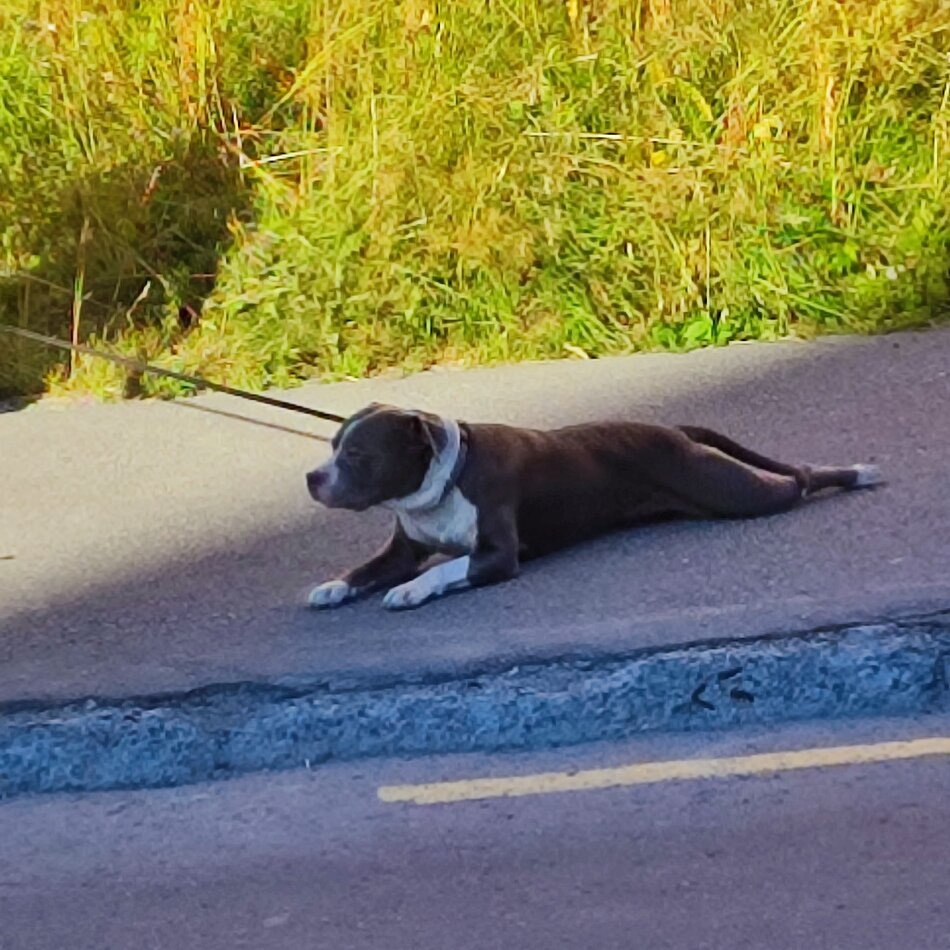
left=1, top=0, right=948, bottom=398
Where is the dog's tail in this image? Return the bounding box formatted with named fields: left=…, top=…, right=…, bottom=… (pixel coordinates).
left=678, top=425, right=884, bottom=496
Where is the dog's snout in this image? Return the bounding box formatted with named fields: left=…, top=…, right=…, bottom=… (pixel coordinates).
left=307, top=466, right=333, bottom=502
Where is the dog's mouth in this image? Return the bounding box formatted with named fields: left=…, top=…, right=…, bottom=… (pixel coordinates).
left=307, top=475, right=375, bottom=512
left=308, top=485, right=329, bottom=505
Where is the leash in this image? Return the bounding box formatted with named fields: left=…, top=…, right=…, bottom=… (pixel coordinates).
left=0, top=324, right=347, bottom=432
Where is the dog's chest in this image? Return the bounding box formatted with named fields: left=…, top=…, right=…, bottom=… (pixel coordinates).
left=396, top=488, right=478, bottom=554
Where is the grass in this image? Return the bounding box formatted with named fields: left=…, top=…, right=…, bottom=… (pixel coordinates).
left=0, top=0, right=948, bottom=399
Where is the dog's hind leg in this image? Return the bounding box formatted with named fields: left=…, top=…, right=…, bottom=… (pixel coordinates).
left=677, top=425, right=882, bottom=498
left=677, top=426, right=803, bottom=478
left=800, top=462, right=883, bottom=494
left=655, top=429, right=853, bottom=519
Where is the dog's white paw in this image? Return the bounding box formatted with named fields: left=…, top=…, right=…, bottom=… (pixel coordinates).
left=382, top=558, right=471, bottom=610
left=308, top=580, right=353, bottom=609
left=382, top=578, right=432, bottom=611
left=853, top=463, right=884, bottom=488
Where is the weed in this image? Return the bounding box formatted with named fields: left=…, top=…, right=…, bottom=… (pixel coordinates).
left=1, top=0, right=947, bottom=398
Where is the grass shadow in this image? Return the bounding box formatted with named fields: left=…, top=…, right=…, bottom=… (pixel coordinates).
left=0, top=138, right=252, bottom=401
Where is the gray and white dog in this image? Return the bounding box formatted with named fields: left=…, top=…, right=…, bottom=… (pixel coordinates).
left=306, top=403, right=881, bottom=611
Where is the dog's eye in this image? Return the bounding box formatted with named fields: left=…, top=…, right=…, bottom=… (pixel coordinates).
left=342, top=450, right=372, bottom=472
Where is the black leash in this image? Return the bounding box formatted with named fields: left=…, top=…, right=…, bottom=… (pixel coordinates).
left=1, top=324, right=347, bottom=428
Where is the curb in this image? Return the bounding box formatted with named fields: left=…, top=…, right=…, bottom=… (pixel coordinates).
left=2, top=614, right=949, bottom=800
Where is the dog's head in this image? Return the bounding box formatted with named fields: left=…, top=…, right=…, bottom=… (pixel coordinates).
left=306, top=403, right=453, bottom=511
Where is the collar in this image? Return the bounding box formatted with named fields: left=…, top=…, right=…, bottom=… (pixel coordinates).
left=383, top=418, right=468, bottom=514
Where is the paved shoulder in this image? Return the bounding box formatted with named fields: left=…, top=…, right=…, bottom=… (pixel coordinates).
left=1, top=330, right=949, bottom=703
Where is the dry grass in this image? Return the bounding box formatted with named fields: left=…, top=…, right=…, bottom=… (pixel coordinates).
left=1, top=0, right=948, bottom=398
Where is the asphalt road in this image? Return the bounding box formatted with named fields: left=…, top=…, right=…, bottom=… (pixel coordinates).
left=2, top=330, right=950, bottom=703
left=2, top=713, right=949, bottom=950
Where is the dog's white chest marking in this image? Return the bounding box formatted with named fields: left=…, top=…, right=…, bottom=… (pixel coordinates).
left=379, top=417, right=478, bottom=554
left=396, top=488, right=478, bottom=554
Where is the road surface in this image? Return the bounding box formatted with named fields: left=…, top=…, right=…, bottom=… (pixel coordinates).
left=2, top=713, right=949, bottom=949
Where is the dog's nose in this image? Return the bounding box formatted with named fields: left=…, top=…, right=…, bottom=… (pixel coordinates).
left=306, top=470, right=326, bottom=492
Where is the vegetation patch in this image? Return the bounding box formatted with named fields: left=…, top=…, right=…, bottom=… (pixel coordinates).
left=1, top=0, right=947, bottom=398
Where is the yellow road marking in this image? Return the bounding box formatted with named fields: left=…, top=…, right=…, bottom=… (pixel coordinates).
left=378, top=737, right=950, bottom=806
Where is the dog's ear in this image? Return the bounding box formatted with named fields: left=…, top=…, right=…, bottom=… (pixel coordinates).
left=411, top=412, right=450, bottom=456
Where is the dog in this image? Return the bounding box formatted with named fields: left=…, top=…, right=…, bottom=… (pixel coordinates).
left=306, top=403, right=882, bottom=611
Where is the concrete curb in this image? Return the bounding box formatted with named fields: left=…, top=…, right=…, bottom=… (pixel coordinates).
left=2, top=614, right=949, bottom=800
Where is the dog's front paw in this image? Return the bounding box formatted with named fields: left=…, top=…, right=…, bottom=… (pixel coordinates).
left=308, top=579, right=354, bottom=609
left=381, top=578, right=432, bottom=611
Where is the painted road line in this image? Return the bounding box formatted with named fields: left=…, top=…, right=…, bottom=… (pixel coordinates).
left=378, top=737, right=950, bottom=806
